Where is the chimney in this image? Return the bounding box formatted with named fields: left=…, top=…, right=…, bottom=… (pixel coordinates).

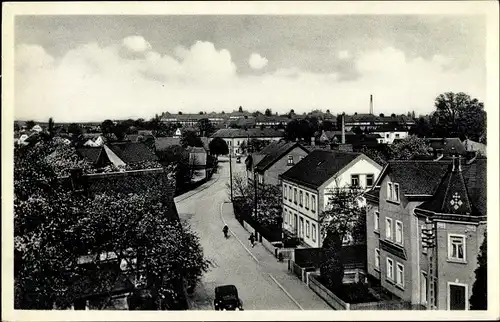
left=311, top=137, right=315, bottom=146
left=341, top=113, right=346, bottom=144
left=369, top=95, right=373, bottom=115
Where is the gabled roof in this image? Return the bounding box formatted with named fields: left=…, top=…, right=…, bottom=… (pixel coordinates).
left=427, top=138, right=466, bottom=155
left=76, top=147, right=110, bottom=166
left=416, top=157, right=486, bottom=217
left=254, top=141, right=310, bottom=172
left=186, top=146, right=207, bottom=154
left=107, top=142, right=158, bottom=164
left=377, top=160, right=451, bottom=195
left=280, top=149, right=361, bottom=189
left=155, top=137, right=181, bottom=151
left=364, top=188, right=380, bottom=204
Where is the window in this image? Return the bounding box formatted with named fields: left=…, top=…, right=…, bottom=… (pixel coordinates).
left=396, top=263, right=404, bottom=287
left=311, top=195, right=316, bottom=212
left=283, top=185, right=287, bottom=200
left=312, top=224, right=317, bottom=242
left=294, top=188, right=297, bottom=204
left=299, top=156, right=304, bottom=160
left=306, top=221, right=310, bottom=238
left=449, top=283, right=467, bottom=310
left=366, top=174, right=374, bottom=187
left=351, top=174, right=360, bottom=186
left=300, top=217, right=304, bottom=238
left=396, top=221, right=403, bottom=244
left=288, top=186, right=292, bottom=200
left=387, top=182, right=393, bottom=200
left=386, top=133, right=390, bottom=138
left=375, top=248, right=380, bottom=270
left=299, top=191, right=303, bottom=207
left=386, top=218, right=393, bottom=240
left=449, top=235, right=466, bottom=261
left=394, top=183, right=400, bottom=202
left=305, top=193, right=310, bottom=209
left=287, top=155, right=294, bottom=165
left=258, top=175, right=263, bottom=184
left=386, top=258, right=394, bottom=281
left=374, top=211, right=380, bottom=231
left=237, top=140, right=240, bottom=146
left=284, top=209, right=288, bottom=224
left=421, top=272, right=428, bottom=304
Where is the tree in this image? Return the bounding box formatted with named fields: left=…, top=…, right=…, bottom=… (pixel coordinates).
left=25, top=120, right=36, bottom=130
left=197, top=118, right=215, bottom=137
left=198, top=111, right=204, bottom=115
left=264, top=108, right=272, bottom=116
left=101, top=120, right=115, bottom=136
left=360, top=146, right=388, bottom=166
left=48, top=118, right=55, bottom=138
left=352, top=126, right=363, bottom=135
left=68, top=123, right=82, bottom=135
left=209, top=137, right=229, bottom=156
left=254, top=184, right=283, bottom=227
left=180, top=130, right=203, bottom=148
left=14, top=141, right=209, bottom=309
left=319, top=184, right=366, bottom=292
left=321, top=120, right=335, bottom=132
left=239, top=141, right=248, bottom=154
left=470, top=231, right=487, bottom=310
left=432, top=92, right=486, bottom=141
left=409, top=116, right=432, bottom=138
left=238, top=106, right=243, bottom=113
left=178, top=111, right=183, bottom=115
left=379, top=113, right=385, bottom=117
left=112, top=122, right=128, bottom=141
left=388, top=135, right=430, bottom=160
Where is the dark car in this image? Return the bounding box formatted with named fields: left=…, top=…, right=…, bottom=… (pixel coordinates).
left=236, top=156, right=241, bottom=163
left=214, top=285, right=243, bottom=311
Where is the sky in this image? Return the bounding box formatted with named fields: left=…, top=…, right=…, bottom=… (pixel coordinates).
left=14, top=14, right=486, bottom=122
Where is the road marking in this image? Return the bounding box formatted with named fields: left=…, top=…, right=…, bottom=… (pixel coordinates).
left=219, top=202, right=260, bottom=264
left=268, top=273, right=304, bottom=310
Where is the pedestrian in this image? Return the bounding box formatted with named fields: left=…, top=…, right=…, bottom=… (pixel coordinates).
left=249, top=233, right=255, bottom=248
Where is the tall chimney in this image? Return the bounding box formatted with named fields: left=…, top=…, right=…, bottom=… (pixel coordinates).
left=341, top=113, right=346, bottom=144
left=369, top=94, right=374, bottom=115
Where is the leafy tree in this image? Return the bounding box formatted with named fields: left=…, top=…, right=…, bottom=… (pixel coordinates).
left=379, top=113, right=385, bottom=117
left=48, top=118, right=55, bottom=138
left=254, top=184, right=283, bottom=227
left=352, top=126, right=363, bottom=135
left=134, top=118, right=145, bottom=129
left=113, top=122, right=128, bottom=141
left=209, top=137, right=229, bottom=156
left=239, top=141, right=248, bottom=154
left=25, top=120, right=36, bottom=130
left=388, top=135, right=430, bottom=160
left=264, top=108, right=272, bottom=116
left=14, top=122, right=20, bottom=132
left=321, top=120, right=335, bottom=132
left=226, top=172, right=252, bottom=201
left=198, top=111, right=204, bottom=115
left=431, top=92, right=486, bottom=141
left=238, top=106, right=243, bottom=113
left=68, top=123, right=82, bottom=135
left=178, top=111, right=183, bottom=115
left=410, top=116, right=432, bottom=138
left=247, top=138, right=270, bottom=153
left=180, top=130, right=203, bottom=148
left=101, top=120, right=115, bottom=136
left=470, top=231, right=487, bottom=310
left=390, top=113, right=396, bottom=118
left=197, top=118, right=215, bottom=137
left=360, top=146, right=388, bottom=166
left=319, top=184, right=366, bottom=292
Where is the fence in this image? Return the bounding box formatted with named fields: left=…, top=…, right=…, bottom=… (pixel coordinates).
left=308, top=273, right=348, bottom=310
left=232, top=199, right=282, bottom=242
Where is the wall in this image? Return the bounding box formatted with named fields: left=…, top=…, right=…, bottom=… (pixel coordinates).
left=263, top=147, right=309, bottom=186
left=308, top=273, right=349, bottom=310
left=282, top=179, right=320, bottom=248
left=376, top=173, right=421, bottom=304
left=366, top=201, right=381, bottom=281
left=373, top=131, right=409, bottom=144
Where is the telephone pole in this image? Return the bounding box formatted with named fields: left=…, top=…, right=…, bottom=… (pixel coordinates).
left=229, top=142, right=233, bottom=202
left=422, top=217, right=437, bottom=310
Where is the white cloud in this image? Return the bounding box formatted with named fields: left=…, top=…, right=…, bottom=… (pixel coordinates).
left=122, top=35, right=152, bottom=52
left=248, top=53, right=268, bottom=70
left=14, top=41, right=485, bottom=122
left=338, top=50, right=350, bottom=60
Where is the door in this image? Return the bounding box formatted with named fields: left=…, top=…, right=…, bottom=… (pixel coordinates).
left=449, top=284, right=467, bottom=310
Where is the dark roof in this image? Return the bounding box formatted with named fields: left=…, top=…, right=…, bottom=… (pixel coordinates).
left=155, top=137, right=181, bottom=151
left=372, top=124, right=409, bottom=132
left=364, top=188, right=380, bottom=204
left=211, top=128, right=284, bottom=139
left=107, top=142, right=158, bottom=164
left=427, top=138, right=466, bottom=155
left=416, top=157, right=486, bottom=217
left=280, top=149, right=361, bottom=189
left=255, top=141, right=309, bottom=172
left=385, top=160, right=451, bottom=195
left=186, top=146, right=207, bottom=154
left=330, top=134, right=381, bottom=148
left=76, top=147, right=109, bottom=166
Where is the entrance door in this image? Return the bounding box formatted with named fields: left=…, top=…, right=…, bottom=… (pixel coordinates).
left=449, top=284, right=467, bottom=310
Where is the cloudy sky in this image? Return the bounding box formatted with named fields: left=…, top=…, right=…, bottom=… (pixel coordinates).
left=14, top=14, right=486, bottom=122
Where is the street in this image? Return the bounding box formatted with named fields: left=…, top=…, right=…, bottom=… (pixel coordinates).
left=175, top=157, right=332, bottom=310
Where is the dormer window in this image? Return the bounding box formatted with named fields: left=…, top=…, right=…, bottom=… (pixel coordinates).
left=287, top=155, right=294, bottom=166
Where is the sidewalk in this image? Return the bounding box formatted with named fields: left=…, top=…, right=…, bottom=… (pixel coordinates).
left=221, top=202, right=332, bottom=310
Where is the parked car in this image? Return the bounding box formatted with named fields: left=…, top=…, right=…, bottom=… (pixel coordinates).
left=236, top=156, right=241, bottom=163
left=214, top=285, right=243, bottom=311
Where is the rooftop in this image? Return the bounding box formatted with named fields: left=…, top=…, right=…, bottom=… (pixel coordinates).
left=211, top=128, right=285, bottom=139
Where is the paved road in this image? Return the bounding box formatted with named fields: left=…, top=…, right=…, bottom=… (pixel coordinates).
left=175, top=157, right=331, bottom=310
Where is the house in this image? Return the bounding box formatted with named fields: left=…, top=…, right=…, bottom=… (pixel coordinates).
left=245, top=141, right=310, bottom=186
left=173, top=128, right=182, bottom=138
left=210, top=128, right=285, bottom=156
left=365, top=156, right=486, bottom=310
left=186, top=146, right=208, bottom=182
left=83, top=135, right=105, bottom=147
left=254, top=115, right=290, bottom=128
left=31, top=124, right=43, bottom=132
left=105, top=142, right=159, bottom=170
left=426, top=138, right=467, bottom=158
left=372, top=124, right=409, bottom=144
left=280, top=149, right=383, bottom=248
left=463, top=139, right=486, bottom=156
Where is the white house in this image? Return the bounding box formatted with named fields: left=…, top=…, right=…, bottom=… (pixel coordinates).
left=31, top=124, right=43, bottom=132
left=372, top=124, right=409, bottom=144
left=280, top=149, right=383, bottom=248
left=210, top=128, right=284, bottom=156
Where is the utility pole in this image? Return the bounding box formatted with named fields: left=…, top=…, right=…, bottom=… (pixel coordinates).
left=422, top=217, right=437, bottom=310
left=253, top=170, right=259, bottom=241
left=229, top=142, right=233, bottom=202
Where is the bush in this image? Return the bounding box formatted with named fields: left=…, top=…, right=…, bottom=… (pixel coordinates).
left=319, top=278, right=377, bottom=304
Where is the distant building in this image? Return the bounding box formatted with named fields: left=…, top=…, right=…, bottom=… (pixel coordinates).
left=372, top=124, right=409, bottom=144
left=210, top=128, right=285, bottom=156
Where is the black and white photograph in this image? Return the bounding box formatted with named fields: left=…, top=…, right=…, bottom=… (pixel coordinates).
left=2, top=1, right=499, bottom=320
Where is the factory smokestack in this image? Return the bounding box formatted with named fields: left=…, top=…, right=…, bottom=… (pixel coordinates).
left=341, top=112, right=346, bottom=144
left=369, top=94, right=374, bottom=115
